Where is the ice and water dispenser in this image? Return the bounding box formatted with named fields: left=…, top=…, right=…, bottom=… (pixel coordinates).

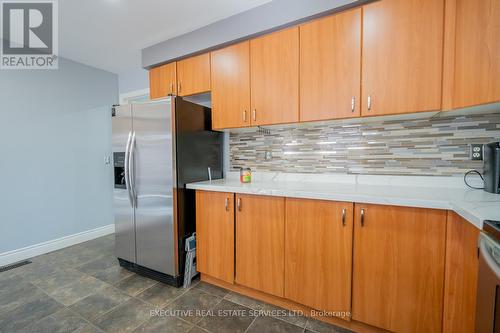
left=113, top=152, right=126, bottom=189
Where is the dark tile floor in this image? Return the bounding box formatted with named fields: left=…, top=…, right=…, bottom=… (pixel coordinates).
left=0, top=235, right=354, bottom=333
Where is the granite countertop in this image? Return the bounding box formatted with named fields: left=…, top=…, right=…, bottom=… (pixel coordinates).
left=187, top=172, right=500, bottom=229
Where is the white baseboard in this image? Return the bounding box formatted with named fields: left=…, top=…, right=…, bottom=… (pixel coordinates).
left=0, top=224, right=115, bottom=267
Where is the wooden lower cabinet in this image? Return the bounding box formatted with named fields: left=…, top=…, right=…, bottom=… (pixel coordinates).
left=352, top=204, right=447, bottom=333
left=235, top=194, right=285, bottom=297
left=196, top=190, right=478, bottom=333
left=442, top=211, right=480, bottom=333
left=285, top=198, right=353, bottom=319
left=195, top=191, right=234, bottom=283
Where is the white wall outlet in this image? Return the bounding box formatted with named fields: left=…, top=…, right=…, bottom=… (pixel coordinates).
left=470, top=144, right=483, bottom=161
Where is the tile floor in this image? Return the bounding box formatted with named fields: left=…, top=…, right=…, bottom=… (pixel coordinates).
left=0, top=235, right=354, bottom=333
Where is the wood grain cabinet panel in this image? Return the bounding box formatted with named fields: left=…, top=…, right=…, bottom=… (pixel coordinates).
left=442, top=211, right=479, bottom=333
left=285, top=199, right=353, bottom=319
left=196, top=191, right=234, bottom=283
left=250, top=27, right=299, bottom=126
left=300, top=8, right=361, bottom=121
left=235, top=194, right=285, bottom=297
left=149, top=62, right=177, bottom=99
left=452, top=0, right=500, bottom=108
left=361, top=0, right=445, bottom=116
left=211, top=42, right=251, bottom=129
left=352, top=204, right=447, bottom=333
left=177, top=53, right=211, bottom=96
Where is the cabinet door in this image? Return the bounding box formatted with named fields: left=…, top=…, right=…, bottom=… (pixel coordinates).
left=452, top=0, right=500, bottom=108
left=300, top=8, right=361, bottom=121
left=285, top=199, right=353, bottom=319
left=196, top=191, right=234, bottom=283
left=250, top=27, right=299, bottom=126
left=352, top=204, right=447, bottom=333
left=362, top=0, right=444, bottom=116
left=211, top=42, right=251, bottom=129
left=177, top=53, right=211, bottom=96
left=149, top=62, right=177, bottom=99
left=442, top=211, right=479, bottom=333
left=235, top=194, right=285, bottom=297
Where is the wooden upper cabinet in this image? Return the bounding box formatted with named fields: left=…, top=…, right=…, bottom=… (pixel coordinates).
left=250, top=27, right=299, bottom=126
left=149, top=62, right=177, bottom=99
left=361, top=0, right=445, bottom=116
left=285, top=199, right=353, bottom=319
left=451, top=0, right=500, bottom=108
left=195, top=191, right=234, bottom=284
left=176, top=53, right=211, bottom=96
left=352, top=204, right=447, bottom=333
left=211, top=41, right=251, bottom=129
left=300, top=8, right=361, bottom=121
left=235, top=194, right=285, bottom=297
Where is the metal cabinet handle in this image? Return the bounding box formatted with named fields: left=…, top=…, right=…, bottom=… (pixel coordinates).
left=178, top=82, right=181, bottom=94
left=342, top=208, right=346, bottom=226
left=225, top=198, right=229, bottom=211
left=237, top=197, right=242, bottom=211
left=243, top=110, right=247, bottom=122
left=360, top=208, right=365, bottom=226
left=367, top=96, right=372, bottom=111
left=252, top=110, right=256, bottom=122
left=170, top=83, right=174, bottom=94
left=351, top=97, right=356, bottom=113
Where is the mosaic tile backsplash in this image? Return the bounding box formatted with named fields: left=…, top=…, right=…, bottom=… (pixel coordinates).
left=229, top=112, right=500, bottom=176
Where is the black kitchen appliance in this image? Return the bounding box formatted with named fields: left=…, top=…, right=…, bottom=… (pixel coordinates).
left=484, top=142, right=500, bottom=194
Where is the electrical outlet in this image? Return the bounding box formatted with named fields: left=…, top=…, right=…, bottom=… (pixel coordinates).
left=470, top=144, right=483, bottom=161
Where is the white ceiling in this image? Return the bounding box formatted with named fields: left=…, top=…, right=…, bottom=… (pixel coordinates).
left=59, top=0, right=272, bottom=74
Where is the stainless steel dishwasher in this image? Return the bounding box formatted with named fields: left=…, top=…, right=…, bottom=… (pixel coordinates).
left=476, top=220, right=500, bottom=333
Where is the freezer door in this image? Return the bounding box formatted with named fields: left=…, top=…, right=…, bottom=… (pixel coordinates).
left=112, top=105, right=136, bottom=263
left=132, top=99, right=176, bottom=276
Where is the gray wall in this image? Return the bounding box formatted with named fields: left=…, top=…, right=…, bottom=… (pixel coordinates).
left=0, top=58, right=118, bottom=253
left=118, top=67, right=149, bottom=95
left=142, top=0, right=365, bottom=68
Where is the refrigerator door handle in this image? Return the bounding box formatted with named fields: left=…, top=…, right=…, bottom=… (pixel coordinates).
left=124, top=131, right=134, bottom=207
left=129, top=131, right=137, bottom=208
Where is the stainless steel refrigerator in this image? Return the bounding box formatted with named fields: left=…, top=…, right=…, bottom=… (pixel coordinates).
left=112, top=97, right=223, bottom=286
